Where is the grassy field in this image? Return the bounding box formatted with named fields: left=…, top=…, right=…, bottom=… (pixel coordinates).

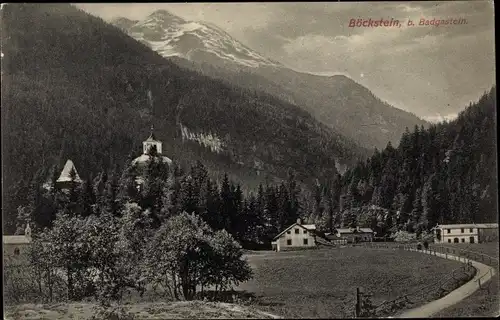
left=3, top=301, right=281, bottom=319
left=430, top=242, right=499, bottom=263
left=6, top=244, right=493, bottom=319
left=237, top=247, right=465, bottom=318
left=433, top=273, right=499, bottom=318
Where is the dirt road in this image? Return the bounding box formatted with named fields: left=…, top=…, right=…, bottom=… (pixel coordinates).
left=398, top=249, right=495, bottom=318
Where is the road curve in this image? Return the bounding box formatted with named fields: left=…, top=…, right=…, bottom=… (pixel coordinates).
left=398, top=249, right=495, bottom=318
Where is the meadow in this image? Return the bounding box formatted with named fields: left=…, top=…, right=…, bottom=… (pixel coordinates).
left=5, top=245, right=492, bottom=319
left=237, top=247, right=465, bottom=318
left=429, top=242, right=499, bottom=263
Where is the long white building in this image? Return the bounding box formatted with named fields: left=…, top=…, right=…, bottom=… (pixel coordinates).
left=432, top=223, right=498, bottom=244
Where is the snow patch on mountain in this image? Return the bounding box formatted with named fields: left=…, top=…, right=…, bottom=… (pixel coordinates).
left=180, top=124, right=224, bottom=153
left=113, top=10, right=281, bottom=69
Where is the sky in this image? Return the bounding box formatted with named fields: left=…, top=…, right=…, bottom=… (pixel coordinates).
left=76, top=2, right=495, bottom=122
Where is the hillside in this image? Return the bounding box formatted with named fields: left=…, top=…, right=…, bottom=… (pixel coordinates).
left=112, top=10, right=428, bottom=149
left=336, top=88, right=497, bottom=235
left=1, top=4, right=368, bottom=233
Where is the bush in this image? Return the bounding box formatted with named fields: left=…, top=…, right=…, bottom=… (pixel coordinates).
left=3, top=265, right=41, bottom=304
left=423, top=241, right=429, bottom=249
left=91, top=305, right=135, bottom=320
left=420, top=231, right=434, bottom=243
left=393, top=231, right=417, bottom=243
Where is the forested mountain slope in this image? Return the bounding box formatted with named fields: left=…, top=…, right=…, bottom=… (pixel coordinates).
left=334, top=88, right=497, bottom=236
left=112, top=10, right=429, bottom=150
left=1, top=4, right=367, bottom=233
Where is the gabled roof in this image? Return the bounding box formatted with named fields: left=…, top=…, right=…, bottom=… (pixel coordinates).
left=145, top=133, right=159, bottom=142
left=273, top=223, right=317, bottom=240
left=336, top=228, right=374, bottom=234
left=326, top=234, right=346, bottom=240
left=56, top=159, right=82, bottom=183
left=145, top=125, right=160, bottom=142
left=302, top=224, right=316, bottom=230
left=3, top=235, right=31, bottom=244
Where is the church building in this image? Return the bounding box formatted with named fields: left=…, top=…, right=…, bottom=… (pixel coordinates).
left=132, top=125, right=173, bottom=186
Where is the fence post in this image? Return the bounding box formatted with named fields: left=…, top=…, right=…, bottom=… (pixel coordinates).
left=490, top=268, right=494, bottom=277
left=478, top=279, right=482, bottom=289
left=355, top=287, right=361, bottom=318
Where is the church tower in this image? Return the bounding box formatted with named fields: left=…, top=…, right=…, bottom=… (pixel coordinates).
left=55, top=159, right=82, bottom=191
left=142, top=125, right=163, bottom=155
left=132, top=124, right=173, bottom=186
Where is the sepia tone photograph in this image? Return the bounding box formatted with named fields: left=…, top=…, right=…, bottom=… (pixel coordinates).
left=1, top=2, right=497, bottom=319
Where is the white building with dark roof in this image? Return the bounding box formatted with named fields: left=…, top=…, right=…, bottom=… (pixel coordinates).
left=3, top=224, right=32, bottom=266
left=433, top=223, right=499, bottom=244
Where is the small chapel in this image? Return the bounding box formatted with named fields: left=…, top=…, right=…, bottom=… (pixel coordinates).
left=131, top=125, right=173, bottom=186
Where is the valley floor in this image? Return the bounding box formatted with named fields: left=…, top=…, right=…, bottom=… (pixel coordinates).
left=6, top=244, right=496, bottom=319
left=236, top=247, right=465, bottom=318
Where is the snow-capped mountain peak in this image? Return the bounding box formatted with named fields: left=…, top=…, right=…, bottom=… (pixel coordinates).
left=112, top=10, right=281, bottom=68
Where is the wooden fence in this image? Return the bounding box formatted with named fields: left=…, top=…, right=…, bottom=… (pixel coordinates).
left=355, top=243, right=494, bottom=317
left=428, top=245, right=499, bottom=267
left=371, top=261, right=474, bottom=317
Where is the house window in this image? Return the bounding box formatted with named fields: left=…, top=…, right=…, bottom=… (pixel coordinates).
left=14, top=248, right=20, bottom=255
left=447, top=229, right=451, bottom=233
left=303, top=229, right=308, bottom=234
left=448, top=239, right=451, bottom=243
left=461, top=238, right=465, bottom=243
left=461, top=228, right=464, bottom=233
left=287, top=230, right=291, bottom=234
left=470, top=228, right=473, bottom=233
left=295, top=228, right=299, bottom=234
left=303, top=239, right=308, bottom=245
left=287, top=239, right=292, bottom=246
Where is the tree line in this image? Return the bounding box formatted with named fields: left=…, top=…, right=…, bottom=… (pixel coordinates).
left=10, top=157, right=257, bottom=305
left=18, top=87, right=497, bottom=251
left=2, top=3, right=367, bottom=234
left=338, top=88, right=497, bottom=237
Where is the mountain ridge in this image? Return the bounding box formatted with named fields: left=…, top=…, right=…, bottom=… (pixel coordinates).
left=112, top=9, right=428, bottom=149
left=1, top=3, right=368, bottom=232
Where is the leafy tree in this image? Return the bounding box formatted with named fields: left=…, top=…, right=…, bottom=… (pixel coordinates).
left=205, top=229, right=253, bottom=296
left=144, top=212, right=252, bottom=300
left=40, top=211, right=91, bottom=300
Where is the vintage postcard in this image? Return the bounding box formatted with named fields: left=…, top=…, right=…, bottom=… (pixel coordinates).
left=1, top=2, right=497, bottom=319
